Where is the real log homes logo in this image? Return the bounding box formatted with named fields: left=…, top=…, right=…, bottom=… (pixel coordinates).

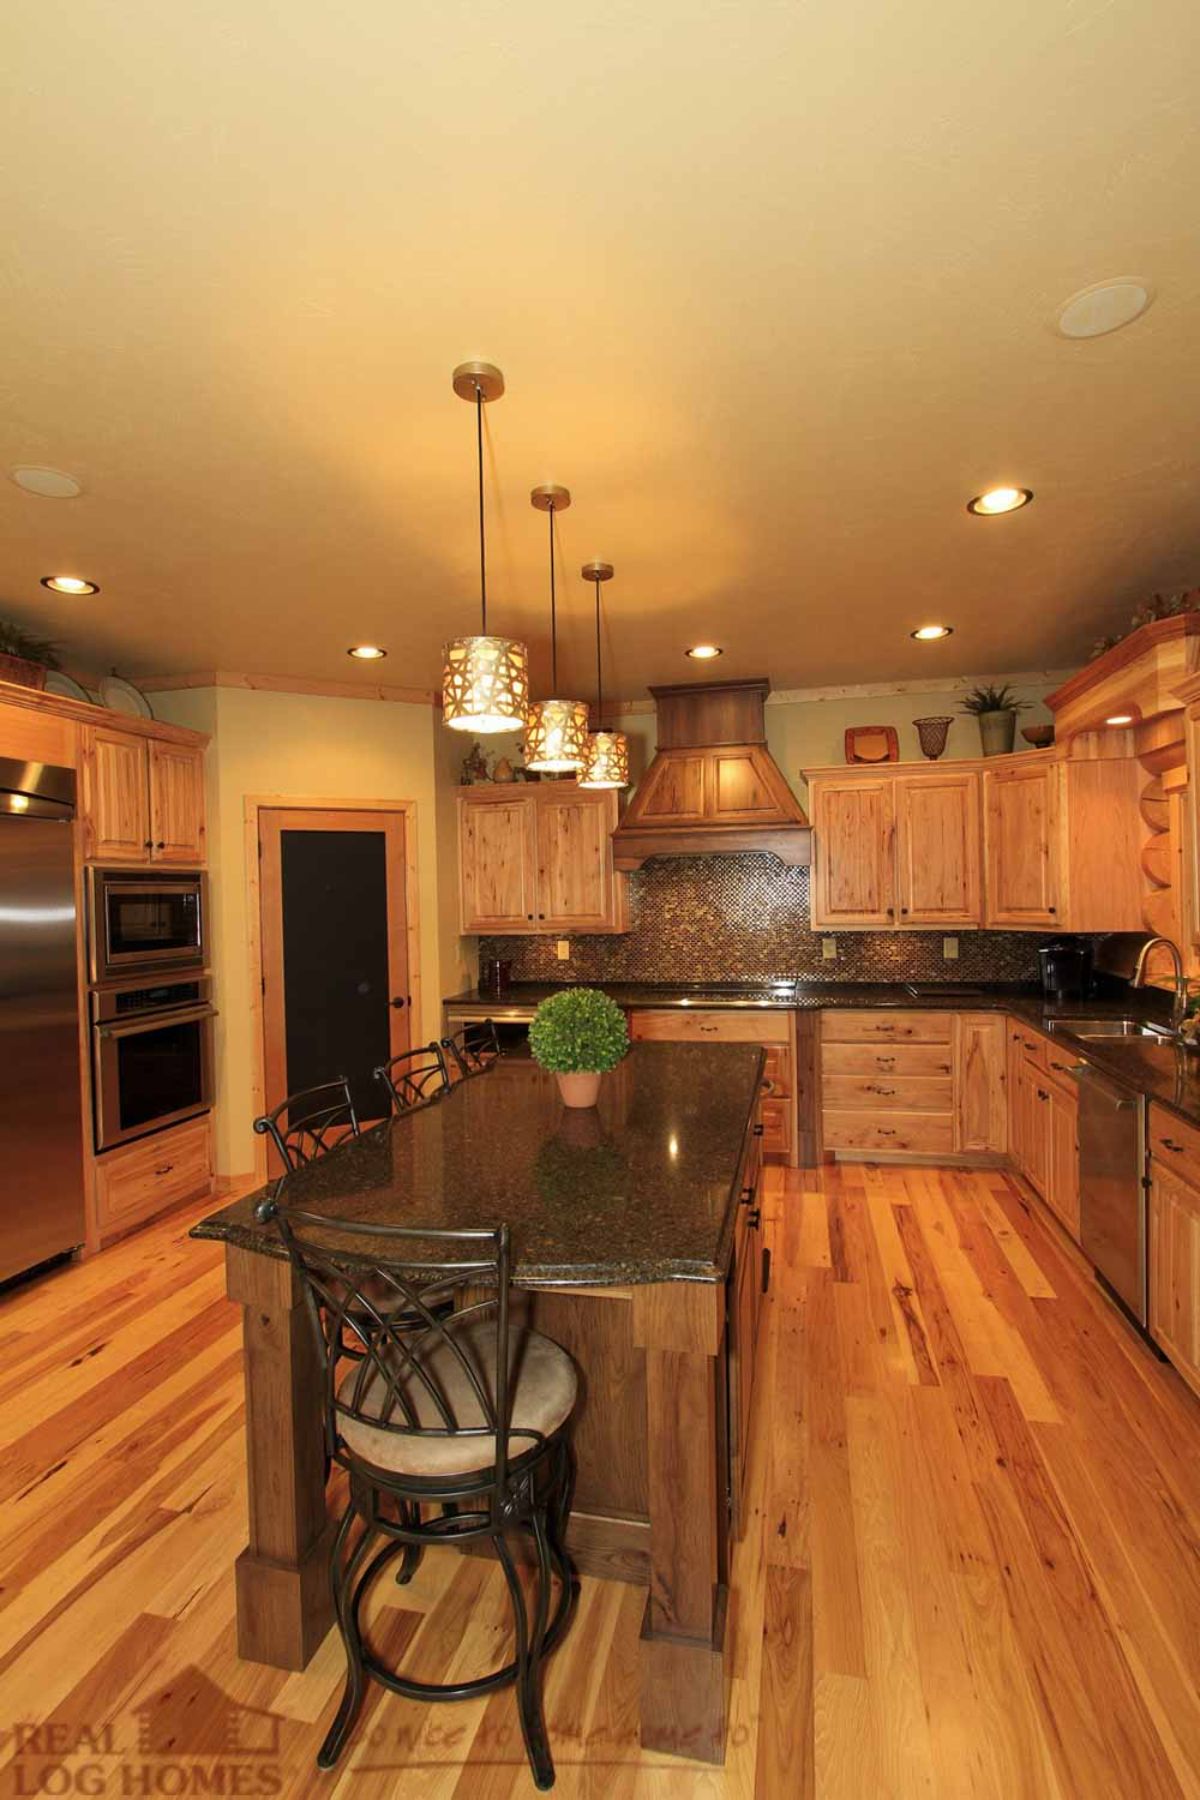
left=5, top=1668, right=288, bottom=1796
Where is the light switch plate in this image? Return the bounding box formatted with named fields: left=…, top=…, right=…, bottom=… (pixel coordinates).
left=821, top=937, right=837, bottom=961
left=556, top=939, right=571, bottom=961
left=943, top=936, right=959, bottom=960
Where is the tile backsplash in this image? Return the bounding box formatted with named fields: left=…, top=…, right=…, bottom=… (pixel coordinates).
left=480, top=855, right=1052, bottom=985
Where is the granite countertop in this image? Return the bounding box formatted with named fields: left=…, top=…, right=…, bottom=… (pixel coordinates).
left=444, top=980, right=1200, bottom=1127
left=193, top=1041, right=764, bottom=1286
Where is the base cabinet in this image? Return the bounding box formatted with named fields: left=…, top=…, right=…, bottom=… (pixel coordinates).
left=726, top=1131, right=765, bottom=1536
left=93, top=1114, right=214, bottom=1244
left=630, top=1009, right=796, bottom=1163
left=1149, top=1166, right=1200, bottom=1400
left=1005, top=1021, right=1080, bottom=1241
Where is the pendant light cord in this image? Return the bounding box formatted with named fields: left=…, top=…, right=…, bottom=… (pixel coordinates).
left=475, top=384, right=487, bottom=633
left=548, top=501, right=558, bottom=692
left=593, top=575, right=604, bottom=728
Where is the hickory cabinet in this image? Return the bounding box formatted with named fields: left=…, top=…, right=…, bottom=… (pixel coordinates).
left=809, top=769, right=982, bottom=930
left=457, top=782, right=628, bottom=936
left=81, top=725, right=207, bottom=865
left=629, top=1008, right=797, bottom=1162
left=807, top=750, right=1143, bottom=933
left=1147, top=1105, right=1200, bottom=1401
left=820, top=1010, right=1005, bottom=1159
left=1006, top=1021, right=1080, bottom=1241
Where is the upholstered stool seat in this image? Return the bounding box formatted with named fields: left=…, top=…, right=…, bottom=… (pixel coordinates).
left=338, top=1320, right=577, bottom=1479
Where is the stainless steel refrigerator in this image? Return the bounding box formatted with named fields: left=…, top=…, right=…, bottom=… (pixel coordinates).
left=0, top=756, right=86, bottom=1281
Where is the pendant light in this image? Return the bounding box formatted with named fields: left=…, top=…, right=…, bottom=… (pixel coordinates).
left=523, top=485, right=589, bottom=772
left=577, top=561, right=630, bottom=790
left=442, top=362, right=529, bottom=733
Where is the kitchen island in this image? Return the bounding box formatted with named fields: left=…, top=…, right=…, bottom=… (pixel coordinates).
left=194, top=1040, right=767, bottom=1765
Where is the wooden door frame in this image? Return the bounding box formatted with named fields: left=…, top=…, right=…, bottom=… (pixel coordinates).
left=244, top=795, right=424, bottom=1183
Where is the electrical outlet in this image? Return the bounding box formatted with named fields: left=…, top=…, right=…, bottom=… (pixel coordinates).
left=943, top=936, right=960, bottom=960
left=556, top=939, right=571, bottom=961
left=821, top=937, right=837, bottom=961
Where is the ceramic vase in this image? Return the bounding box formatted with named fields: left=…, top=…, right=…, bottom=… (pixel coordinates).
left=977, top=709, right=1017, bottom=756
left=556, top=1070, right=602, bottom=1109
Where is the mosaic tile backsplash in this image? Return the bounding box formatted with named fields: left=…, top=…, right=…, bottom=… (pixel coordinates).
left=479, top=855, right=1054, bottom=985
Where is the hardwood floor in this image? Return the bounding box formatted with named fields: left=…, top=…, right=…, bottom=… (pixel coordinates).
left=1, top=1163, right=1199, bottom=1797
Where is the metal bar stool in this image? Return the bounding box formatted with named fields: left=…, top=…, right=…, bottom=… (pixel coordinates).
left=257, top=1194, right=579, bottom=1790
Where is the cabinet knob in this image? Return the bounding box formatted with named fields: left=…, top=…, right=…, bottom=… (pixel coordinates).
left=538, top=912, right=545, bottom=920
left=156, top=840, right=165, bottom=850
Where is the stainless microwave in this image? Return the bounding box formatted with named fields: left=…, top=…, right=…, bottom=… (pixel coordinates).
left=87, top=867, right=207, bottom=985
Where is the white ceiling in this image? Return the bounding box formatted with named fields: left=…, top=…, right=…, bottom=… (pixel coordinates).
left=2, top=0, right=1199, bottom=700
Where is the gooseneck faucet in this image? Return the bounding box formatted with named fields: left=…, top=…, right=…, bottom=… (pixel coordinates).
left=1131, top=935, right=1189, bottom=1033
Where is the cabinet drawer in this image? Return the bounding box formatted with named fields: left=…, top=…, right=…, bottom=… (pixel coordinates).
left=822, top=1041, right=953, bottom=1078
left=760, top=1097, right=791, bottom=1154
left=1008, top=1022, right=1047, bottom=1069
left=822, top=1110, right=955, bottom=1154
left=95, top=1115, right=213, bottom=1237
left=629, top=1008, right=790, bottom=1044
left=1149, top=1104, right=1200, bottom=1181
left=762, top=1045, right=793, bottom=1094
left=823, top=1074, right=954, bottom=1113
left=822, top=1011, right=953, bottom=1044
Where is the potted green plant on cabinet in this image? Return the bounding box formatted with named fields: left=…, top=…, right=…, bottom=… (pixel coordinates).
left=960, top=682, right=1030, bottom=756
left=529, top=986, right=629, bottom=1108
left=0, top=619, right=61, bottom=691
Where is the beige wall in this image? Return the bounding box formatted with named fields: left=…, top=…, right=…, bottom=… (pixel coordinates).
left=154, top=685, right=465, bottom=1177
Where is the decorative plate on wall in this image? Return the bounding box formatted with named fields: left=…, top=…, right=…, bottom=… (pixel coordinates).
left=844, top=725, right=899, bottom=764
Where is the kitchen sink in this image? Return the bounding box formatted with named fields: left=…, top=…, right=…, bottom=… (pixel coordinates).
left=1046, top=1017, right=1175, bottom=1041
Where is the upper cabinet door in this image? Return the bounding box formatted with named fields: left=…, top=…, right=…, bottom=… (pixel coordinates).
left=536, top=790, right=618, bottom=930
left=895, top=772, right=981, bottom=926
left=982, top=762, right=1061, bottom=927
left=148, top=741, right=206, bottom=864
left=458, top=794, right=537, bottom=932
left=82, top=727, right=151, bottom=862
left=810, top=777, right=896, bottom=927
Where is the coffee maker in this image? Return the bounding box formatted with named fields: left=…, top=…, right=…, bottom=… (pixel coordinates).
left=1038, top=939, right=1092, bottom=1003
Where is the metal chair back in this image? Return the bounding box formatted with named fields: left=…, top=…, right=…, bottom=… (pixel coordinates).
left=253, top=1077, right=361, bottom=1171
left=374, top=1042, right=451, bottom=1113
left=256, top=1196, right=526, bottom=1496
left=441, top=1019, right=501, bottom=1082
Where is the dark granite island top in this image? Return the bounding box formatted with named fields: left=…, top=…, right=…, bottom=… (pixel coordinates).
left=194, top=1040, right=765, bottom=1286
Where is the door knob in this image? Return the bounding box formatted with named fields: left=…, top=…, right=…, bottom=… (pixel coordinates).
left=390, top=997, right=407, bottom=1009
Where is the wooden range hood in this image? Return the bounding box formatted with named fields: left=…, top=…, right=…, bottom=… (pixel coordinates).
left=611, top=677, right=811, bottom=871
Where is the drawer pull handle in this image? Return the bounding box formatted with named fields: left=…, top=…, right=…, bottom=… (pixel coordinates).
left=868, top=1083, right=897, bottom=1095
left=876, top=1055, right=896, bottom=1066
left=1162, top=1138, right=1185, bottom=1154
left=154, top=1162, right=175, bottom=1176
left=699, top=1024, right=719, bottom=1034
left=741, top=1185, right=757, bottom=1205
left=879, top=1128, right=897, bottom=1137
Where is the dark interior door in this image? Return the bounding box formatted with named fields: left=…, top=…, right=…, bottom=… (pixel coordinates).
left=259, top=809, right=411, bottom=1149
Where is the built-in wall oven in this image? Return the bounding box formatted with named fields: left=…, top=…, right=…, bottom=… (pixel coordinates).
left=87, top=867, right=206, bottom=985
left=91, top=972, right=217, bottom=1151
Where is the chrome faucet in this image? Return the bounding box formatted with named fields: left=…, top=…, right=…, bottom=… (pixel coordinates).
left=1131, top=935, right=1189, bottom=1033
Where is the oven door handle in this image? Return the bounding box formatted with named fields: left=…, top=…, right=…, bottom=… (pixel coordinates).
left=96, top=1004, right=218, bottom=1040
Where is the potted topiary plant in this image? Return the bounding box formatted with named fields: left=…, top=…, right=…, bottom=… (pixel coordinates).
left=528, top=986, right=629, bottom=1108
left=960, top=682, right=1030, bottom=756
left=0, top=619, right=62, bottom=691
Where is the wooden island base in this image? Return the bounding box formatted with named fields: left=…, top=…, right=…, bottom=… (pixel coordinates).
left=225, top=1240, right=749, bottom=1765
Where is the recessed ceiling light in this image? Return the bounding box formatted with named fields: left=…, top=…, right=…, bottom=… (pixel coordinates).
left=1057, top=279, right=1152, bottom=340
left=348, top=644, right=387, bottom=660
left=40, top=574, right=99, bottom=595
left=967, top=486, right=1033, bottom=517
left=911, top=624, right=953, bottom=641
left=686, top=644, right=723, bottom=660
left=1105, top=713, right=1134, bottom=726
left=10, top=466, right=83, bottom=499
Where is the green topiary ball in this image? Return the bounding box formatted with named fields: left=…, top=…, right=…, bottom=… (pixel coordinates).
left=528, top=987, right=629, bottom=1075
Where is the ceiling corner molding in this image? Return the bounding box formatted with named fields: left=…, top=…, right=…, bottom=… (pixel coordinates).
left=765, top=669, right=1075, bottom=705
left=135, top=669, right=439, bottom=706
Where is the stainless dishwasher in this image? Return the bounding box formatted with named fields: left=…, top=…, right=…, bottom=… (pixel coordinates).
left=1075, top=1061, right=1148, bottom=1326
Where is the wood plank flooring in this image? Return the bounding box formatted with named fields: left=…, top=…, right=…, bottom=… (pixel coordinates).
left=1, top=1162, right=1198, bottom=1797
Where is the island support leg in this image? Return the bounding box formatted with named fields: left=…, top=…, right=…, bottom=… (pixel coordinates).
left=632, top=1284, right=728, bottom=1764
left=226, top=1243, right=336, bottom=1670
